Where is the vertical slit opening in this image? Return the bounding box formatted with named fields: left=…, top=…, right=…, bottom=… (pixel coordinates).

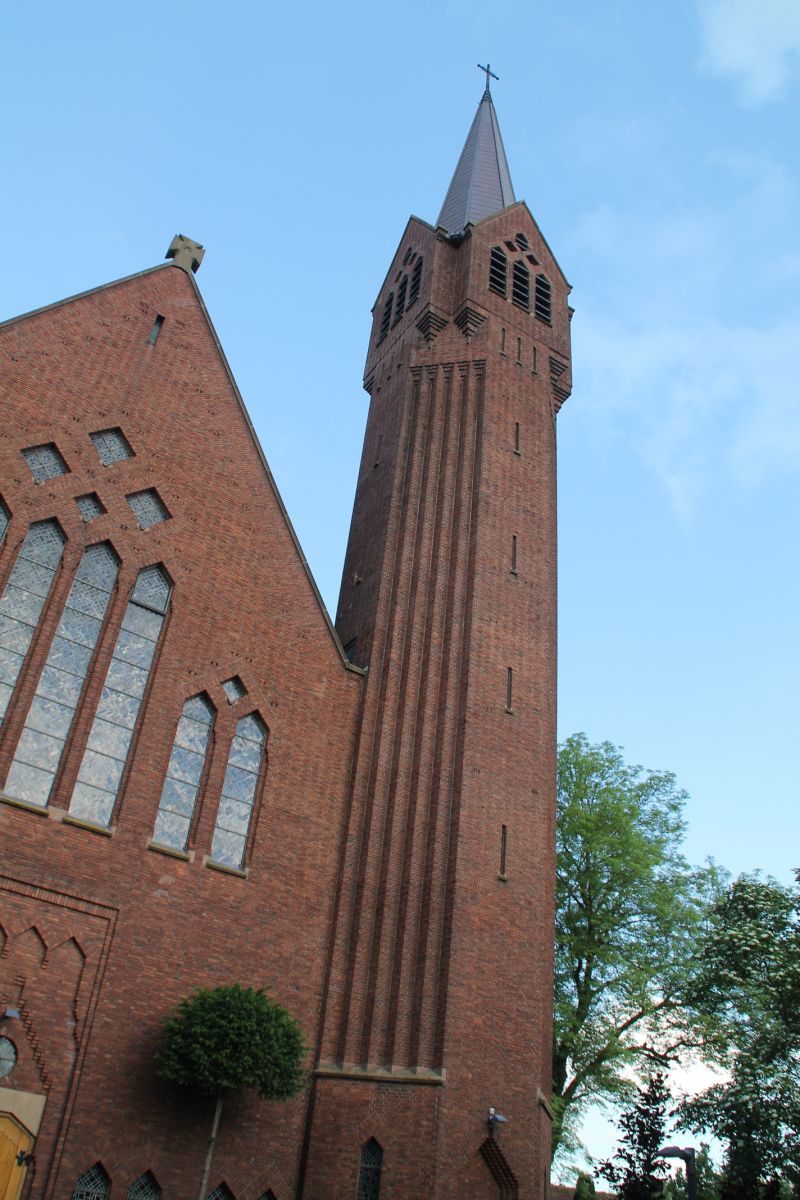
left=511, top=535, right=517, bottom=574
left=148, top=315, right=165, bottom=346
left=506, top=667, right=513, bottom=713
left=499, top=824, right=508, bottom=879
left=514, top=422, right=521, bottom=456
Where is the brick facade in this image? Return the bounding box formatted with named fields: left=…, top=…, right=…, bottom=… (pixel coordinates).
left=0, top=110, right=571, bottom=1200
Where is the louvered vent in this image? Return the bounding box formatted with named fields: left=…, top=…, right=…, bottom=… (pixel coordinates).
left=379, top=293, right=393, bottom=340
left=394, top=276, right=408, bottom=324
left=512, top=261, right=530, bottom=311
left=409, top=257, right=423, bottom=305
left=534, top=275, right=552, bottom=324
left=489, top=248, right=507, bottom=296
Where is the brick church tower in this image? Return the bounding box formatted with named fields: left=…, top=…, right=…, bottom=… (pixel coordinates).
left=301, top=80, right=572, bottom=1198
left=0, top=80, right=570, bottom=1200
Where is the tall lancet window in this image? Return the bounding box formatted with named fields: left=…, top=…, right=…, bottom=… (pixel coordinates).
left=5, top=542, right=119, bottom=807
left=357, top=1139, right=383, bottom=1200
left=0, top=498, right=10, bottom=544
left=0, top=520, right=66, bottom=728
left=152, top=694, right=215, bottom=851
left=69, top=565, right=171, bottom=826
left=210, top=713, right=266, bottom=869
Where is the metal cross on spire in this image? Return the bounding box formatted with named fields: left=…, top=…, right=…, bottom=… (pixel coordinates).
left=477, top=63, right=499, bottom=95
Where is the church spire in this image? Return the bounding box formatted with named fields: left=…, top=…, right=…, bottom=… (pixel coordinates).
left=436, top=69, right=516, bottom=235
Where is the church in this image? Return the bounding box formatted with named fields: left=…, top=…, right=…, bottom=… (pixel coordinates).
left=0, top=78, right=571, bottom=1199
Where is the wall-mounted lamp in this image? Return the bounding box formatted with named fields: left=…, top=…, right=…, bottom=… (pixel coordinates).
left=487, top=1107, right=509, bottom=1136
left=3, top=1008, right=20, bottom=1020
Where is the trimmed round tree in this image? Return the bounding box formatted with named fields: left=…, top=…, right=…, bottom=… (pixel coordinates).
left=156, top=984, right=306, bottom=1200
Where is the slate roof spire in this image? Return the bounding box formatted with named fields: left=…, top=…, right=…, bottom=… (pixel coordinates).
left=437, top=72, right=516, bottom=235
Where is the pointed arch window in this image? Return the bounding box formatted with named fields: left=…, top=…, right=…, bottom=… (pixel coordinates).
left=5, top=542, right=120, bottom=808
left=534, top=274, right=552, bottom=324
left=72, top=1164, right=110, bottom=1200
left=207, top=1187, right=234, bottom=1200
left=489, top=247, right=507, bottom=296
left=0, top=520, right=66, bottom=728
left=128, top=1172, right=161, bottom=1199
left=512, top=261, right=530, bottom=311
left=69, top=565, right=171, bottom=827
left=379, top=292, right=394, bottom=341
left=153, top=694, right=215, bottom=851
left=0, top=498, right=9, bottom=544
left=210, top=713, right=267, bottom=870
left=357, top=1139, right=383, bottom=1200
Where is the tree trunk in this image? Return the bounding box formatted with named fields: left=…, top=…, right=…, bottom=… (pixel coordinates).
left=197, top=1093, right=224, bottom=1200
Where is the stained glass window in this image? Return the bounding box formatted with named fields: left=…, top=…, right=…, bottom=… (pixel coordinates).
left=127, top=489, right=169, bottom=530
left=357, top=1139, right=383, bottom=1200
left=69, top=565, right=171, bottom=827
left=72, top=1164, right=110, bottom=1200
left=90, top=428, right=132, bottom=466
left=5, top=542, right=119, bottom=808
left=0, top=498, right=9, bottom=543
left=0, top=520, right=66, bottom=728
left=127, top=1172, right=161, bottom=1199
left=76, top=493, right=105, bottom=522
left=152, top=694, right=214, bottom=851
left=221, top=676, right=246, bottom=704
left=22, top=443, right=68, bottom=482
left=210, top=713, right=266, bottom=870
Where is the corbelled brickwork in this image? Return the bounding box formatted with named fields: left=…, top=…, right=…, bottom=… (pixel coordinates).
left=0, top=90, right=571, bottom=1200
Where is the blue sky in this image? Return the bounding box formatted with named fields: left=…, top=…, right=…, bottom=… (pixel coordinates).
left=4, top=0, right=799, bottom=1170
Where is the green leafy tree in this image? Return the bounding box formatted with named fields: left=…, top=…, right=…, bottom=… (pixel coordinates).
left=156, top=984, right=306, bottom=1200
left=553, top=734, right=723, bottom=1157
left=664, top=1145, right=721, bottom=1200
left=680, top=874, right=800, bottom=1197
left=574, top=1170, right=597, bottom=1199
left=599, top=1072, right=670, bottom=1199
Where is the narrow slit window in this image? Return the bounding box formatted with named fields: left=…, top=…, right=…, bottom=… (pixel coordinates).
left=152, top=694, right=214, bottom=851
left=516, top=337, right=522, bottom=364
left=72, top=1164, right=111, bottom=1200
left=506, top=667, right=514, bottom=713
left=512, top=261, right=530, bottom=311
left=0, top=498, right=9, bottom=544
left=511, top=535, right=517, bottom=574
left=5, top=542, right=120, bottom=809
left=90, top=427, right=133, bottom=466
left=69, top=565, right=171, bottom=827
left=531, top=346, right=538, bottom=373
left=394, top=276, right=408, bottom=323
left=0, top=520, right=66, bottom=728
left=500, top=824, right=508, bottom=877
left=534, top=275, right=552, bottom=324
left=148, top=315, right=165, bottom=346
left=22, top=443, right=68, bottom=483
left=514, top=422, right=521, bottom=456
left=379, top=293, right=394, bottom=340
left=489, top=247, right=507, bottom=296
left=408, top=257, right=423, bottom=305
left=357, top=1139, right=383, bottom=1200
left=500, top=327, right=506, bottom=354
left=210, top=713, right=267, bottom=870
left=222, top=676, right=246, bottom=704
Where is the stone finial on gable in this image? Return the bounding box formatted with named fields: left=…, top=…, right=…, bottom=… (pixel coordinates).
left=166, top=235, right=205, bottom=274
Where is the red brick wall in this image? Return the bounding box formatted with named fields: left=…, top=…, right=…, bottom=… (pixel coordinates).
left=0, top=264, right=362, bottom=1198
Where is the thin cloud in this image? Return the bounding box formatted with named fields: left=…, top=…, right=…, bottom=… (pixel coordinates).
left=697, top=0, right=800, bottom=103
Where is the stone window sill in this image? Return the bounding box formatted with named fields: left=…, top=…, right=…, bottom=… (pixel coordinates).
left=0, top=792, right=50, bottom=818
left=148, top=840, right=193, bottom=862
left=203, top=856, right=248, bottom=880
left=62, top=814, right=114, bottom=837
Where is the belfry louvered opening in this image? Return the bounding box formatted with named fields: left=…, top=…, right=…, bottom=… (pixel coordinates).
left=489, top=247, right=507, bottom=296
left=393, top=276, right=408, bottom=324
left=379, top=293, right=393, bottom=340
left=512, top=261, right=530, bottom=311
left=534, top=274, right=552, bottom=324
left=409, top=257, right=423, bottom=305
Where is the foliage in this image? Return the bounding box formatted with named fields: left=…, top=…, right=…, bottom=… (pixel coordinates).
left=664, top=1145, right=721, bottom=1200
left=679, top=874, right=800, bottom=1196
left=574, top=1170, right=597, bottom=1199
left=553, top=734, right=723, bottom=1157
left=598, top=1072, right=670, bottom=1199
left=156, top=984, right=306, bottom=1200
left=156, top=982, right=306, bottom=1100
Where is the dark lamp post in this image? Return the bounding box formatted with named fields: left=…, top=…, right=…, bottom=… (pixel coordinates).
left=658, top=1145, right=697, bottom=1200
